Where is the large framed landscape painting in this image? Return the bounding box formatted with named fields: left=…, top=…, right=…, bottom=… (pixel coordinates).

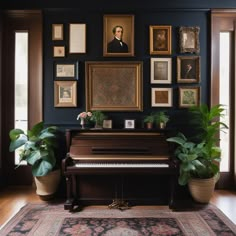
left=85, top=61, right=143, bottom=111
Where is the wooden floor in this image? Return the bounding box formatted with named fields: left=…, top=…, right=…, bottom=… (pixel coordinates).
left=0, top=186, right=236, bottom=228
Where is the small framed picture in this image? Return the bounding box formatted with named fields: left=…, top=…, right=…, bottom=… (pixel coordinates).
left=54, top=81, right=77, bottom=107
left=151, top=88, right=172, bottom=107
left=177, top=56, right=200, bottom=83
left=52, top=24, right=63, bottom=40
left=53, top=46, right=65, bottom=57
left=179, top=26, right=200, bottom=54
left=54, top=61, right=79, bottom=80
left=103, top=14, right=134, bottom=57
left=179, top=86, right=200, bottom=108
left=124, top=119, right=135, bottom=129
left=103, top=120, right=112, bottom=129
left=69, top=23, right=86, bottom=54
left=149, top=25, right=172, bottom=55
left=150, top=58, right=172, bottom=84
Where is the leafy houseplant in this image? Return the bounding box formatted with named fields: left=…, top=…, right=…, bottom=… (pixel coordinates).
left=9, top=121, right=59, bottom=177
left=155, top=111, right=169, bottom=129
left=166, top=104, right=228, bottom=203
left=90, top=110, right=107, bottom=128
left=143, top=113, right=156, bottom=129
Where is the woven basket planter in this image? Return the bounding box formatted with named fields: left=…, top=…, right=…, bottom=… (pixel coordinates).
left=188, top=176, right=216, bottom=203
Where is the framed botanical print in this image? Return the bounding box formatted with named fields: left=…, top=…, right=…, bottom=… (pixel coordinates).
left=54, top=81, right=77, bottom=107
left=54, top=61, right=79, bottom=80
left=151, top=88, right=172, bottom=107
left=179, top=26, right=200, bottom=53
left=52, top=24, right=63, bottom=40
left=103, top=14, right=134, bottom=57
left=149, top=25, right=172, bottom=55
left=177, top=56, right=200, bottom=83
left=179, top=86, right=200, bottom=108
left=150, top=58, right=172, bottom=84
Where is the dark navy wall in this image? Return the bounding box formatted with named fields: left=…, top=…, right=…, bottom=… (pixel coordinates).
left=43, top=8, right=209, bottom=129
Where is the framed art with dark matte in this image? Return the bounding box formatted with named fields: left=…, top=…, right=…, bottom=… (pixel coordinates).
left=54, top=81, right=77, bottom=107
left=85, top=61, right=143, bottom=111
left=54, top=61, right=79, bottom=80
left=179, top=86, right=200, bottom=108
left=52, top=24, right=63, bottom=40
left=177, top=56, right=200, bottom=83
left=103, top=14, right=134, bottom=57
left=151, top=88, right=172, bottom=107
left=69, top=23, right=86, bottom=54
left=179, top=26, right=200, bottom=54
left=151, top=57, right=172, bottom=84
left=149, top=25, right=172, bottom=55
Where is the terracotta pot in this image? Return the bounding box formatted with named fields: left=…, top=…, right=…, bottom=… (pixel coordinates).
left=188, top=176, right=216, bottom=203
left=146, top=122, right=153, bottom=129
left=34, top=169, right=61, bottom=200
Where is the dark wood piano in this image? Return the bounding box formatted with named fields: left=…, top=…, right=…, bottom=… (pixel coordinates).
left=62, top=129, right=178, bottom=211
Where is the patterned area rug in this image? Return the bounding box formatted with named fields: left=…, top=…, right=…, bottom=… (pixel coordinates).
left=0, top=203, right=235, bottom=236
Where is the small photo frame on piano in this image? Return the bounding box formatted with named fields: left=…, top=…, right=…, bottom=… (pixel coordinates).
left=103, top=119, right=112, bottom=129
left=124, top=119, right=135, bottom=129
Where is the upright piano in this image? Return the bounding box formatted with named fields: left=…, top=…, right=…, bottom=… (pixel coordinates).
left=62, top=129, right=178, bottom=210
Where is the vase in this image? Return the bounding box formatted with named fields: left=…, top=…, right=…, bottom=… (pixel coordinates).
left=80, top=118, right=85, bottom=129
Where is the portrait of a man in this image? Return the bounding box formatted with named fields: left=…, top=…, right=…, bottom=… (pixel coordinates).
left=103, top=15, right=134, bottom=56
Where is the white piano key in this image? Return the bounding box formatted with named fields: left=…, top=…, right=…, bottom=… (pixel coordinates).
left=75, top=163, right=169, bottom=168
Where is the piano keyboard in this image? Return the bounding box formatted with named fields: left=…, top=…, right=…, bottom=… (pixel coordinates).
left=75, top=163, right=169, bottom=168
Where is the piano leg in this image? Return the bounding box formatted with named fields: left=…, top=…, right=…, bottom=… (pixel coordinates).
left=64, top=176, right=75, bottom=211
left=168, top=174, right=176, bottom=209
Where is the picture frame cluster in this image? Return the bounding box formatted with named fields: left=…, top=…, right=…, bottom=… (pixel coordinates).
left=51, top=14, right=201, bottom=111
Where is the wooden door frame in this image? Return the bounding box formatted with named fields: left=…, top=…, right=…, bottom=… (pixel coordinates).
left=1, top=10, right=42, bottom=185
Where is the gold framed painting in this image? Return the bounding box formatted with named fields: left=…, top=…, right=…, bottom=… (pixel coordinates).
left=85, top=61, right=143, bottom=111
left=151, top=88, right=172, bottom=107
left=179, top=26, right=200, bottom=53
left=149, top=25, right=172, bottom=55
left=54, top=81, right=77, bottom=107
left=52, top=24, right=63, bottom=40
left=179, top=86, right=200, bottom=108
left=177, top=56, right=200, bottom=83
left=150, top=57, right=172, bottom=84
left=103, top=14, right=134, bottom=57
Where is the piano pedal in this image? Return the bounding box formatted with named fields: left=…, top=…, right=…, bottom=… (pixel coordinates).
left=108, top=199, right=130, bottom=211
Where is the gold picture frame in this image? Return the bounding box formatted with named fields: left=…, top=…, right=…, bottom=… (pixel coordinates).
left=179, top=86, right=200, bottom=108
left=177, top=56, right=200, bottom=83
left=86, top=61, right=143, bottom=111
left=69, top=23, right=86, bottom=54
left=103, top=14, right=134, bottom=57
left=52, top=24, right=63, bottom=40
left=149, top=25, right=172, bottom=55
left=179, top=26, right=200, bottom=53
left=150, top=57, right=172, bottom=84
left=151, top=88, right=172, bottom=107
left=54, top=81, right=77, bottom=107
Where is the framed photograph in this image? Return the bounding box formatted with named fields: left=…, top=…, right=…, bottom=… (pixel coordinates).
left=52, top=24, right=63, bottom=40
left=149, top=25, right=172, bottom=55
left=55, top=61, right=79, bottom=80
left=179, top=86, right=200, bottom=108
left=86, top=61, right=143, bottom=111
left=179, top=26, right=200, bottom=53
left=124, top=119, right=135, bottom=129
left=53, top=46, right=65, bottom=57
left=54, top=81, right=77, bottom=107
left=103, top=14, right=134, bottom=57
left=177, top=56, right=200, bottom=83
left=150, top=58, right=172, bottom=84
left=151, top=88, right=172, bottom=107
left=103, top=120, right=112, bottom=129
left=69, top=23, right=86, bottom=54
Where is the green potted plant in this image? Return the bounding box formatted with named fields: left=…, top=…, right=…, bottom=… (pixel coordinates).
left=143, top=113, right=156, bottom=129
left=167, top=104, right=228, bottom=203
left=90, top=110, right=107, bottom=128
left=156, top=111, right=169, bottom=129
left=9, top=121, right=61, bottom=199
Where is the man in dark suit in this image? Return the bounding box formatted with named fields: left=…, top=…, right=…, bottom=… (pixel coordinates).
left=107, top=25, right=128, bottom=53
left=184, top=63, right=194, bottom=79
